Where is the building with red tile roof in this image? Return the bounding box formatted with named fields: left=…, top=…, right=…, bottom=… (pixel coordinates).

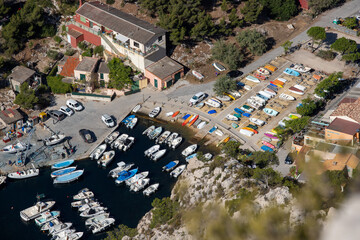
left=58, top=56, right=80, bottom=78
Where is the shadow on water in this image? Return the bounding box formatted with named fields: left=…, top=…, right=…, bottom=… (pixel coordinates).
left=0, top=115, right=218, bottom=240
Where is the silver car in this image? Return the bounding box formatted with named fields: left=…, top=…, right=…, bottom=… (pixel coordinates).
left=101, top=114, right=115, bottom=128
left=59, top=106, right=74, bottom=116
left=189, top=92, right=206, bottom=106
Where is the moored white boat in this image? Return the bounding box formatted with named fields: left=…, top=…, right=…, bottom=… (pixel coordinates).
left=89, top=144, right=107, bottom=160
left=166, top=132, right=178, bottom=146
left=40, top=218, right=62, bottom=231
left=156, top=131, right=171, bottom=144
left=143, top=183, right=160, bottom=196
left=49, top=222, right=73, bottom=236
left=34, top=210, right=60, bottom=226
left=44, top=134, right=66, bottom=146
left=109, top=162, right=134, bottom=178
left=148, top=127, right=162, bottom=140
left=78, top=201, right=102, bottom=212
left=142, top=125, right=155, bottom=136
left=85, top=213, right=110, bottom=226
left=20, top=201, right=56, bottom=222
left=122, top=136, right=135, bottom=151
left=149, top=107, right=161, bottom=118
left=125, top=171, right=149, bottom=186
left=171, top=137, right=183, bottom=149
left=170, top=165, right=186, bottom=178
left=8, top=167, right=39, bottom=179
left=181, top=144, right=197, bottom=157
left=151, top=149, right=166, bottom=161
left=73, top=189, right=94, bottom=200
left=80, top=206, right=107, bottom=218
left=130, top=178, right=150, bottom=192
left=0, top=175, right=6, bottom=186
left=126, top=117, right=138, bottom=129
left=71, top=198, right=94, bottom=208
left=114, top=134, right=128, bottom=150
left=144, top=145, right=160, bottom=157
left=91, top=218, right=115, bottom=234
left=104, top=131, right=120, bottom=144
left=97, top=150, right=115, bottom=167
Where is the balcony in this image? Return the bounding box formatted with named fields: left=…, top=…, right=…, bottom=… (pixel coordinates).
left=67, top=20, right=101, bottom=36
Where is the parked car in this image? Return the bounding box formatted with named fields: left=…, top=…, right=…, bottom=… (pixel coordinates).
left=79, top=129, right=96, bottom=143
left=101, top=114, right=115, bottom=128
left=285, top=153, right=294, bottom=165
left=66, top=99, right=83, bottom=111
left=47, top=110, right=66, bottom=121
left=226, top=70, right=243, bottom=78
left=59, top=106, right=74, bottom=116
left=189, top=92, right=206, bottom=105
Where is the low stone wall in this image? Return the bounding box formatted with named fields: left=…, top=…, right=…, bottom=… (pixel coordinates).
left=71, top=92, right=115, bottom=102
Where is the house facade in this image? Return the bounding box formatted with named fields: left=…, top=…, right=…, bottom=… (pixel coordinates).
left=66, top=1, right=167, bottom=73
left=0, top=108, right=24, bottom=130
left=8, top=66, right=39, bottom=92
left=74, top=56, right=99, bottom=82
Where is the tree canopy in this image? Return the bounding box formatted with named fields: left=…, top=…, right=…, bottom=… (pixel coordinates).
left=314, top=72, right=342, bottom=98
left=213, top=76, right=237, bottom=96
left=221, top=141, right=241, bottom=158
left=241, top=0, right=263, bottom=23
left=306, top=26, right=326, bottom=48
left=309, top=0, right=342, bottom=15
left=108, top=58, right=133, bottom=90
left=236, top=30, right=268, bottom=56
left=14, top=82, right=39, bottom=109
left=262, top=0, right=298, bottom=21
left=247, top=151, right=279, bottom=168
left=104, top=224, right=137, bottom=240
left=296, top=97, right=324, bottom=116
left=285, top=116, right=310, bottom=133
left=331, top=37, right=357, bottom=54
left=46, top=75, right=72, bottom=94
left=150, top=197, right=180, bottom=228
left=252, top=168, right=282, bottom=188
left=211, top=41, right=244, bottom=70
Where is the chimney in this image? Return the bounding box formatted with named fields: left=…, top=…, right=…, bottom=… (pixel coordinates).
left=79, top=55, right=83, bottom=62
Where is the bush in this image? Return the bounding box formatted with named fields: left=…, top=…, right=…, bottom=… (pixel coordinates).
left=237, top=29, right=268, bottom=56
left=48, top=65, right=58, bottom=76
left=82, top=48, right=93, bottom=57
left=62, top=25, right=66, bottom=32
left=209, top=156, right=227, bottom=171
left=41, top=24, right=56, bottom=38
left=54, top=36, right=62, bottom=44
left=14, top=82, right=39, bottom=109
left=47, top=75, right=72, bottom=94
left=150, top=197, right=180, bottom=229
left=47, top=50, right=60, bottom=60
left=64, top=49, right=76, bottom=56
left=316, top=50, right=336, bottom=61
left=78, top=41, right=88, bottom=51
left=94, top=45, right=104, bottom=56
left=104, top=224, right=137, bottom=240
left=211, top=41, right=244, bottom=70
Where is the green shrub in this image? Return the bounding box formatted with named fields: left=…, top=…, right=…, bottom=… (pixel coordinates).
left=14, top=83, right=39, bottom=109
left=62, top=25, right=66, bottom=32
left=64, top=49, right=76, bottom=56
left=104, top=224, right=137, bottom=240
left=316, top=50, right=336, bottom=61
left=48, top=65, right=58, bottom=76
left=150, top=197, right=180, bottom=229
left=94, top=45, right=104, bottom=56
left=54, top=36, right=62, bottom=44
left=209, top=156, right=227, bottom=172
left=47, top=50, right=60, bottom=60
left=47, top=75, right=72, bottom=94
left=78, top=41, right=87, bottom=51
left=82, top=48, right=93, bottom=57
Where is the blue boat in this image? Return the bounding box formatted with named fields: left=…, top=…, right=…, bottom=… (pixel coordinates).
left=267, top=85, right=278, bottom=92
left=269, top=83, right=278, bottom=88
left=208, top=110, right=217, bottom=114
left=182, top=114, right=191, bottom=120
left=237, top=82, right=245, bottom=87
left=115, top=168, right=138, bottom=184
left=261, top=145, right=274, bottom=152
left=234, top=108, right=244, bottom=114
left=209, top=126, right=217, bottom=133
left=185, top=153, right=197, bottom=162
left=121, top=115, right=135, bottom=124
left=243, top=113, right=251, bottom=117
left=51, top=166, right=77, bottom=178
left=162, top=160, right=179, bottom=172
left=51, top=159, right=74, bottom=169
left=53, top=170, right=84, bottom=184
left=234, top=113, right=242, bottom=118
left=283, top=68, right=300, bottom=77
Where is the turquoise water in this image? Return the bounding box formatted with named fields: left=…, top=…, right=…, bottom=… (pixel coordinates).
left=0, top=117, right=213, bottom=239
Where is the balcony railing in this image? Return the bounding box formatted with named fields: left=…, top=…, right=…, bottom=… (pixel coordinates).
left=67, top=20, right=101, bottom=36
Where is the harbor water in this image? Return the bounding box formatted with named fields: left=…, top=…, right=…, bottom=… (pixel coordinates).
left=0, top=116, right=215, bottom=240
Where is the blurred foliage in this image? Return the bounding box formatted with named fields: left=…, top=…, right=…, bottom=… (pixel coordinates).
left=150, top=197, right=180, bottom=228
left=211, top=41, right=244, bottom=70
left=237, top=29, right=268, bottom=56
left=104, top=224, right=137, bottom=240
left=221, top=141, right=241, bottom=158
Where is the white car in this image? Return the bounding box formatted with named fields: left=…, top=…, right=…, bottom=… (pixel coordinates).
left=189, top=92, right=206, bottom=106
left=101, top=114, right=115, bottom=128
left=66, top=99, right=83, bottom=111
left=59, top=106, right=74, bottom=116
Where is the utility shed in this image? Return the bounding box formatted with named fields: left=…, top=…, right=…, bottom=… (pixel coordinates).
left=8, top=66, right=36, bottom=92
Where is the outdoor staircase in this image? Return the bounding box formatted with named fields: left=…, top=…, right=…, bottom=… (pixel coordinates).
left=101, top=34, right=121, bottom=56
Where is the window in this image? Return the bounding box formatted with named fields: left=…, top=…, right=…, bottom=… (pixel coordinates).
left=133, top=41, right=139, bottom=48
left=100, top=73, right=104, bottom=80
left=80, top=16, right=86, bottom=23
left=80, top=74, right=86, bottom=81
left=158, top=36, right=163, bottom=42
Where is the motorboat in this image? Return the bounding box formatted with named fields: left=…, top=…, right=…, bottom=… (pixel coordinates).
left=40, top=218, right=62, bottom=231
left=192, top=70, right=204, bottom=80
left=20, top=201, right=56, bottom=221
left=85, top=213, right=110, bottom=226
left=215, top=129, right=224, bottom=136
left=181, top=144, right=197, bottom=157
left=49, top=222, right=72, bottom=236
left=0, top=175, right=6, bottom=186
left=53, top=170, right=84, bottom=184
left=257, top=67, right=270, bottom=75
left=250, top=118, right=265, bottom=126
left=143, top=183, right=159, bottom=196
left=151, top=149, right=166, bottom=161
left=78, top=201, right=102, bottom=212
left=73, top=189, right=94, bottom=200
left=109, top=162, right=134, bottom=178
left=156, top=131, right=171, bottom=144
left=89, top=144, right=107, bottom=160
left=34, top=210, right=60, bottom=226
left=91, top=218, right=115, bottom=234
left=288, top=87, right=304, bottom=95
left=126, top=117, right=138, bottom=129
left=279, top=93, right=295, bottom=101
left=71, top=198, right=94, bottom=208
left=216, top=95, right=231, bottom=102
left=283, top=68, right=300, bottom=77
left=51, top=166, right=77, bottom=178
left=240, top=128, right=254, bottom=137
left=143, top=125, right=155, bottom=136
left=121, top=115, right=135, bottom=124
left=130, top=178, right=150, bottom=192
left=1, top=142, right=27, bottom=153
left=80, top=206, right=107, bottom=218
left=149, top=107, right=161, bottom=118
left=104, top=131, right=120, bottom=144
left=197, top=121, right=207, bottom=129
left=52, top=229, right=76, bottom=239
left=162, top=161, right=179, bottom=172
left=149, top=127, right=162, bottom=140
left=125, top=171, right=149, bottom=186
left=290, top=64, right=311, bottom=73
left=166, top=112, right=174, bottom=117
left=204, top=153, right=213, bottom=161
left=246, top=75, right=260, bottom=83
left=263, top=108, right=279, bottom=116
left=226, top=114, right=239, bottom=121
left=62, top=232, right=83, bottom=240
left=8, top=167, right=39, bottom=179
left=132, top=104, right=141, bottom=113
left=97, top=150, right=115, bottom=167
left=51, top=159, right=75, bottom=169
left=170, top=165, right=186, bottom=178
left=209, top=126, right=217, bottom=134
left=44, top=134, right=66, bottom=146
left=166, top=132, right=178, bottom=146
left=213, top=62, right=226, bottom=71
left=115, top=168, right=138, bottom=184
left=185, top=153, right=197, bottom=162
left=171, top=137, right=183, bottom=149
left=144, top=145, right=160, bottom=157
left=244, top=85, right=252, bottom=91
left=205, top=99, right=221, bottom=108
left=113, top=134, right=128, bottom=150
left=122, top=136, right=135, bottom=151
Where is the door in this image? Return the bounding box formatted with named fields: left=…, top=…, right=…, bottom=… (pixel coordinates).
left=80, top=74, right=86, bottom=81
left=154, top=79, right=158, bottom=88
left=167, top=79, right=173, bottom=87
left=174, top=72, right=181, bottom=81
left=89, top=21, right=93, bottom=28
